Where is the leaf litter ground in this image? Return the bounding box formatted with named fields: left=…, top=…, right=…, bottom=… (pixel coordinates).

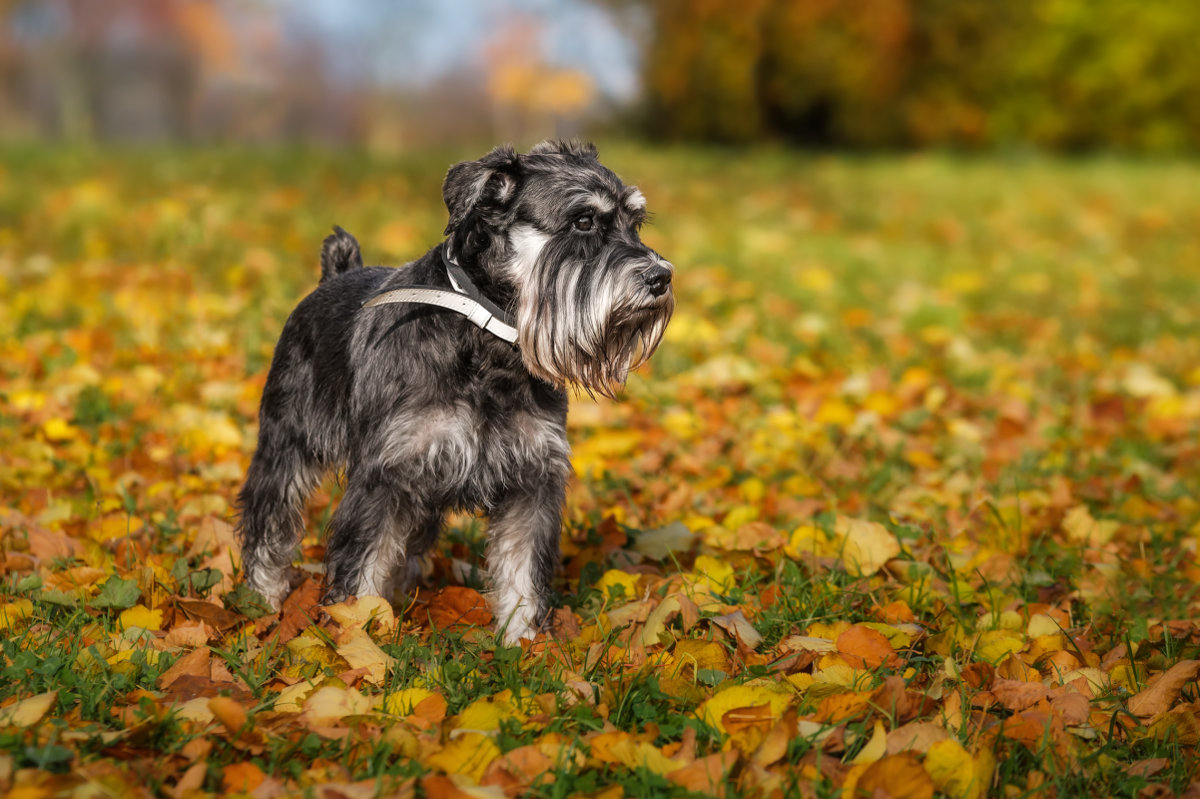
left=1, top=146, right=1199, bottom=797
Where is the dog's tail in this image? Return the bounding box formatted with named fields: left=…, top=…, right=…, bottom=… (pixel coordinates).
left=320, top=226, right=363, bottom=283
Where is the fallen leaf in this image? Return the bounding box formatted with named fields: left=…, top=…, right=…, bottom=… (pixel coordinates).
left=836, top=515, right=902, bottom=576
left=0, top=691, right=58, bottom=727
left=666, top=750, right=737, bottom=797
left=854, top=752, right=934, bottom=799
left=336, top=628, right=395, bottom=686
left=1128, top=660, right=1200, bottom=718
left=697, top=683, right=793, bottom=733
left=425, top=732, right=502, bottom=783
left=838, top=624, right=900, bottom=670
left=302, top=685, right=372, bottom=726
left=427, top=586, right=493, bottom=630
left=924, top=738, right=993, bottom=799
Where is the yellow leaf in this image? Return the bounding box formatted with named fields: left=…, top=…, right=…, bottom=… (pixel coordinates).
left=383, top=687, right=439, bottom=716
left=696, top=683, right=793, bottom=734
left=595, top=569, right=640, bottom=602
left=835, top=515, right=901, bottom=576
left=1062, top=505, right=1119, bottom=546
left=0, top=691, right=57, bottom=727
left=722, top=504, right=759, bottom=530
left=90, top=514, right=145, bottom=543
left=322, top=596, right=397, bottom=632
left=784, top=525, right=835, bottom=560
left=974, top=630, right=1026, bottom=663
left=924, top=739, right=993, bottom=799
left=0, top=599, right=34, bottom=632
left=425, top=732, right=501, bottom=783
left=273, top=680, right=319, bottom=714
left=692, top=555, right=734, bottom=591
left=851, top=720, right=888, bottom=765
left=41, top=417, right=78, bottom=443
left=591, top=732, right=686, bottom=777
left=302, top=685, right=372, bottom=726
left=119, top=604, right=164, bottom=631
left=335, top=628, right=394, bottom=686
left=175, top=697, right=215, bottom=724
left=451, top=689, right=533, bottom=733
left=671, top=639, right=731, bottom=678
left=641, top=594, right=682, bottom=647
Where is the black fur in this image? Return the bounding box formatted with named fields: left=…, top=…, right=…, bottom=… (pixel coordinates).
left=236, top=140, right=673, bottom=643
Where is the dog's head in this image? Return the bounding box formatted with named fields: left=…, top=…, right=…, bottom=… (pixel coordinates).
left=443, top=140, right=674, bottom=397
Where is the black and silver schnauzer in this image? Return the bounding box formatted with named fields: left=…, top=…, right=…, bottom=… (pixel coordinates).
left=237, top=140, right=674, bottom=643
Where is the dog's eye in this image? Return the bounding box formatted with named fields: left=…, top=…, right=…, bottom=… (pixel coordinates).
left=573, top=214, right=594, bottom=232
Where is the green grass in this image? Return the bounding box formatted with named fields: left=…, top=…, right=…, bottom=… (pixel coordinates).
left=1, top=143, right=1199, bottom=796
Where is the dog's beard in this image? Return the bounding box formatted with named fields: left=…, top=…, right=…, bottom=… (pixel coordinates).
left=506, top=227, right=674, bottom=398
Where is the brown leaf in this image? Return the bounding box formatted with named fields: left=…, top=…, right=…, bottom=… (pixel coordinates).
left=1049, top=692, right=1090, bottom=726
left=885, top=721, right=951, bottom=755
left=855, top=752, right=935, bottom=799
left=176, top=598, right=243, bottom=632
left=870, top=676, right=938, bottom=723
left=275, top=576, right=323, bottom=643
left=1128, top=660, right=1200, bottom=718
left=666, top=750, right=738, bottom=797
left=722, top=703, right=775, bottom=755
left=989, top=679, right=1051, bottom=712
left=158, top=647, right=211, bottom=690
left=427, top=586, right=493, bottom=630
left=751, top=707, right=796, bottom=768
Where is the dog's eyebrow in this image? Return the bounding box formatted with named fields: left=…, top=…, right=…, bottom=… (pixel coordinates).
left=569, top=190, right=616, bottom=215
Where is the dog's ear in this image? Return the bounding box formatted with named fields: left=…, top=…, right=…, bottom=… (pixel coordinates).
left=443, top=145, right=521, bottom=236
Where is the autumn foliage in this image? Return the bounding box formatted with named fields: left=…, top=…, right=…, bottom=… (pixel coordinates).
left=638, top=0, right=1200, bottom=150
left=2, top=145, right=1200, bottom=796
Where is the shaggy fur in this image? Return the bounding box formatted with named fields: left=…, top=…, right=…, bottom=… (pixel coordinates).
left=237, top=140, right=674, bottom=643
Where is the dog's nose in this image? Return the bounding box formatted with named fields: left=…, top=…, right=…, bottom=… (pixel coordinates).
left=643, top=263, right=673, bottom=296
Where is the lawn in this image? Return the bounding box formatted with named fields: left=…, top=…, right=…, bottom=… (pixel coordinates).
left=1, top=143, right=1199, bottom=798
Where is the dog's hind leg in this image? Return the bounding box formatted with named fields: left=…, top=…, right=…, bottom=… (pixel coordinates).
left=236, top=421, right=322, bottom=609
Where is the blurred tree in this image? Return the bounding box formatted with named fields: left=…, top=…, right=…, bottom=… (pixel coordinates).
left=627, top=0, right=1200, bottom=150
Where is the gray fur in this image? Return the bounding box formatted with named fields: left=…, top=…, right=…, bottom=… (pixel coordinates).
left=236, top=140, right=674, bottom=644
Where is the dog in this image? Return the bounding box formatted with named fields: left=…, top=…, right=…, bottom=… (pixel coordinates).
left=237, top=140, right=674, bottom=643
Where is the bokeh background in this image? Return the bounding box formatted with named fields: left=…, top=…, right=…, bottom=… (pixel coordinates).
left=3, top=0, right=1199, bottom=151
left=4, top=3, right=1200, bottom=795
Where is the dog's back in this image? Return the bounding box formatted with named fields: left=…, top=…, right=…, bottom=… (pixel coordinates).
left=320, top=226, right=363, bottom=283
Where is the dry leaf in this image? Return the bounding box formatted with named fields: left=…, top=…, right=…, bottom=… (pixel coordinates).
left=0, top=691, right=57, bottom=728
left=1128, top=660, right=1200, bottom=718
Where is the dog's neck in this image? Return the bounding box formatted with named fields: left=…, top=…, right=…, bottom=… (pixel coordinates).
left=442, top=241, right=516, bottom=315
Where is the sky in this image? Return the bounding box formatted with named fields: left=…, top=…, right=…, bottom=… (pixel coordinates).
left=272, top=0, right=643, bottom=100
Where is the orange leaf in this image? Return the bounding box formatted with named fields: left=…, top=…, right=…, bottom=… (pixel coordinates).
left=855, top=753, right=934, bottom=799
left=837, top=624, right=899, bottom=670
left=222, top=761, right=264, bottom=793
left=208, top=696, right=247, bottom=735
left=1128, top=659, right=1200, bottom=718
left=721, top=703, right=775, bottom=755
left=427, top=586, right=493, bottom=631
left=666, top=750, right=737, bottom=797
left=813, top=691, right=871, bottom=724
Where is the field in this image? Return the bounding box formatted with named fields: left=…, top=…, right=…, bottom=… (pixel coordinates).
left=2, top=144, right=1199, bottom=798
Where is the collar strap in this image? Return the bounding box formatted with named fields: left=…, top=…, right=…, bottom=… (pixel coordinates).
left=361, top=246, right=518, bottom=344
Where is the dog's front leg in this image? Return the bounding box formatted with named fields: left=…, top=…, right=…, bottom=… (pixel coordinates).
left=322, top=470, right=432, bottom=606
left=486, top=480, right=565, bottom=645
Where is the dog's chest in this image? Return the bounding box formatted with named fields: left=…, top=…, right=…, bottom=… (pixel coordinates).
left=376, top=400, right=568, bottom=496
